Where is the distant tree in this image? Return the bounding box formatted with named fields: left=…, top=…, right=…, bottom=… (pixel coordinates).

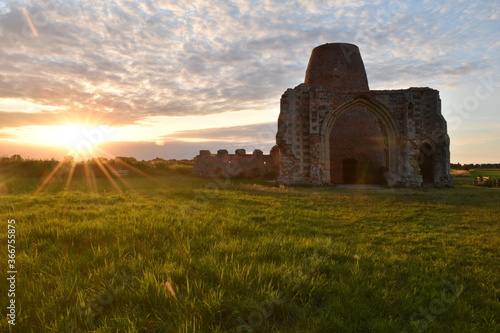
left=115, top=156, right=137, bottom=165
left=63, top=155, right=74, bottom=164
left=150, top=157, right=169, bottom=170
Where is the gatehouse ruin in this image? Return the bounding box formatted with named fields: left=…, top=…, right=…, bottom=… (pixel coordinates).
left=276, top=43, right=452, bottom=187
left=194, top=43, right=453, bottom=187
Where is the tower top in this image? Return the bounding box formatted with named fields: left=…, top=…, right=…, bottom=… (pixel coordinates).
left=304, top=43, right=369, bottom=93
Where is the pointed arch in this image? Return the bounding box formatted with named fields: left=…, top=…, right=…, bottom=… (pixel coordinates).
left=319, top=96, right=400, bottom=185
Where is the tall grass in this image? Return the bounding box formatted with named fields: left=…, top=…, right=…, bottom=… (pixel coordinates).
left=0, top=175, right=498, bottom=332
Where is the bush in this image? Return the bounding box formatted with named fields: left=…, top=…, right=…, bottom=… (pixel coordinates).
left=0, top=155, right=195, bottom=179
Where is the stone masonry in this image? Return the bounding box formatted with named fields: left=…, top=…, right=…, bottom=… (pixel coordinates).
left=276, top=43, right=453, bottom=187
left=193, top=147, right=280, bottom=179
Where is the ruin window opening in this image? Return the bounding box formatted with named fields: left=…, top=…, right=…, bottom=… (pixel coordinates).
left=419, top=144, right=434, bottom=184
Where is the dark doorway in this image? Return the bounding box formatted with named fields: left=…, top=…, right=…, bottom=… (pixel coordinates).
left=419, top=144, right=434, bottom=184
left=343, top=159, right=357, bottom=184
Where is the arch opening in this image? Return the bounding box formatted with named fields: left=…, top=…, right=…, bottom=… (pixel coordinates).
left=329, top=105, right=388, bottom=184
left=320, top=98, right=399, bottom=186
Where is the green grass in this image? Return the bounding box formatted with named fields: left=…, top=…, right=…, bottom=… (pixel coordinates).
left=470, top=169, right=500, bottom=177
left=452, top=168, right=500, bottom=181
left=0, top=175, right=499, bottom=332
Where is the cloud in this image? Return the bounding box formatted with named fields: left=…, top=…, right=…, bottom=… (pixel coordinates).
left=98, top=139, right=275, bottom=161
left=0, top=0, right=498, bottom=163
left=0, top=109, right=134, bottom=129
left=167, top=122, right=276, bottom=144
left=368, top=59, right=483, bottom=89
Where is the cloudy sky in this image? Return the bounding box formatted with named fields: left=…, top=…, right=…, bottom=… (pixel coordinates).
left=0, top=0, right=498, bottom=163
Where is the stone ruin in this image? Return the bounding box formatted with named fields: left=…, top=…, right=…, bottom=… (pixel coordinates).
left=194, top=43, right=453, bottom=187
left=193, top=147, right=280, bottom=179
left=277, top=43, right=453, bottom=187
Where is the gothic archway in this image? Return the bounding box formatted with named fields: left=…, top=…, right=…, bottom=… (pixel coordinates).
left=320, top=97, right=400, bottom=185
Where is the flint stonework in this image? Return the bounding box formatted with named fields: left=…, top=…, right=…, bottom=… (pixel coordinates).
left=276, top=43, right=453, bottom=187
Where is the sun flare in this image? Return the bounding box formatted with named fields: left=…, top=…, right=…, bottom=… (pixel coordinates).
left=47, top=125, right=113, bottom=157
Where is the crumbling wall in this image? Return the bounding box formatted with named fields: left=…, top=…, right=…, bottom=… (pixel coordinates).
left=193, top=147, right=280, bottom=179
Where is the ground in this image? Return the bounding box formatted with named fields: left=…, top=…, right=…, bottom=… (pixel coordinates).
left=0, top=173, right=498, bottom=332
left=451, top=168, right=500, bottom=180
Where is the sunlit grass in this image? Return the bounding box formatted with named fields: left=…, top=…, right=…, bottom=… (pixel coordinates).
left=0, top=176, right=498, bottom=332
left=451, top=168, right=500, bottom=181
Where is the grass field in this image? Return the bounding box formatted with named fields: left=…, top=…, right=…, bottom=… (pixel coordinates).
left=451, top=168, right=500, bottom=181
left=0, top=174, right=499, bottom=332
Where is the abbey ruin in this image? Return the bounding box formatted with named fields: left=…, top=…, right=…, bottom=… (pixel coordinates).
left=194, top=43, right=453, bottom=187
left=193, top=147, right=279, bottom=179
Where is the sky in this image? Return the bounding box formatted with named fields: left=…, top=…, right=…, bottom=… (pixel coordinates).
left=0, top=0, right=498, bottom=163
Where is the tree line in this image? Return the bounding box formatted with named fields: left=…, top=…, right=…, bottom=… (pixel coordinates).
left=0, top=155, right=194, bottom=178
left=450, top=163, right=500, bottom=170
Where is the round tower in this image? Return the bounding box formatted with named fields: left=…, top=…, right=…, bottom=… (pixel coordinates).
left=304, top=43, right=369, bottom=93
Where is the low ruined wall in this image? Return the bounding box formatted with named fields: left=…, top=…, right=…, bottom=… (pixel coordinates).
left=193, top=147, right=280, bottom=179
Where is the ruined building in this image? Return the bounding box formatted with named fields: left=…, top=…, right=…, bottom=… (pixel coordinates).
left=194, top=43, right=453, bottom=187
left=193, top=148, right=280, bottom=179
left=276, top=43, right=453, bottom=187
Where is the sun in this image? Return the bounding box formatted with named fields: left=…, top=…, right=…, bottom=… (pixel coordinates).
left=47, top=124, right=113, bottom=158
